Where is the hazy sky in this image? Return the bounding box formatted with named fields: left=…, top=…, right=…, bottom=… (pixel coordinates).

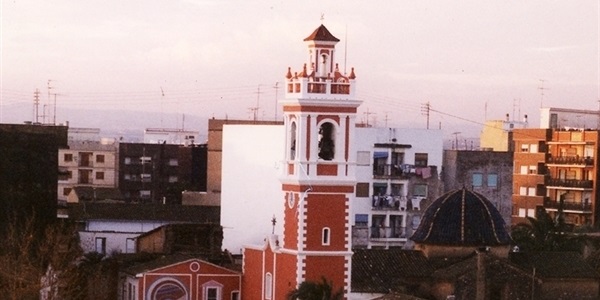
left=1, top=0, right=599, bottom=137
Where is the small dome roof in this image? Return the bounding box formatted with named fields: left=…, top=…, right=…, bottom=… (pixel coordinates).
left=304, top=24, right=340, bottom=42
left=411, top=188, right=511, bottom=246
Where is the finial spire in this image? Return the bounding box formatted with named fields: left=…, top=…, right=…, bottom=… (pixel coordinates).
left=320, top=13, right=325, bottom=24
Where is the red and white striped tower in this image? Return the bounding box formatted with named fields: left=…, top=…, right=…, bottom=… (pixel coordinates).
left=278, top=24, right=361, bottom=297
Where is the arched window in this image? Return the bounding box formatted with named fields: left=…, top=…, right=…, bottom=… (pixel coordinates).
left=322, top=227, right=331, bottom=246
left=265, top=273, right=273, bottom=299
left=147, top=278, right=189, bottom=300
left=318, top=122, right=335, bottom=161
left=290, top=121, right=297, bottom=160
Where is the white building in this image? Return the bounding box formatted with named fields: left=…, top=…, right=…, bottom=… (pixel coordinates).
left=540, top=107, right=600, bottom=129
left=57, top=139, right=118, bottom=203
left=144, top=128, right=200, bottom=145
left=221, top=124, right=443, bottom=253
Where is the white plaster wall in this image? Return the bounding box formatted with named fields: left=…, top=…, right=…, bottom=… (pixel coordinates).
left=79, top=231, right=140, bottom=254
left=221, top=125, right=285, bottom=254
left=220, top=125, right=444, bottom=253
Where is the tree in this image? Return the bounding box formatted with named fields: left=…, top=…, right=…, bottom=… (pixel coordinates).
left=0, top=216, right=83, bottom=300
left=511, top=207, right=582, bottom=252
left=287, top=277, right=343, bottom=300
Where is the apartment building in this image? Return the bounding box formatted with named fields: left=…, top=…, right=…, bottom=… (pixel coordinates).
left=118, top=143, right=203, bottom=203
left=442, top=149, right=514, bottom=227
left=512, top=128, right=599, bottom=226
left=58, top=140, right=118, bottom=203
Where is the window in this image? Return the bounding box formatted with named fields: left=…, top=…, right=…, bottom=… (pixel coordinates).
left=231, top=291, right=240, bottom=300
left=169, top=158, right=178, bottom=166
left=521, top=144, right=529, bottom=152
left=206, top=287, right=218, bottom=300
left=519, top=187, right=527, bottom=196
left=141, top=173, right=151, bottom=182
left=64, top=153, right=73, bottom=162
left=413, top=184, right=427, bottom=197
left=95, top=237, right=106, bottom=254
left=124, top=157, right=131, bottom=165
left=355, top=214, right=368, bottom=227
left=528, top=166, right=537, bottom=174
left=488, top=174, right=498, bottom=187
left=63, top=187, right=72, bottom=196
left=202, top=281, right=222, bottom=300
left=124, top=174, right=131, bottom=180
left=95, top=172, right=105, bottom=180
left=318, top=122, right=335, bottom=160
left=356, top=151, right=370, bottom=165
left=140, top=156, right=152, bottom=164
left=414, top=153, right=428, bottom=167
left=520, top=165, right=528, bottom=175
left=290, top=122, right=297, bottom=160
left=168, top=176, right=178, bottom=183
left=530, top=144, right=538, bottom=153
left=472, top=173, right=483, bottom=187
left=265, top=273, right=273, bottom=299
left=126, top=238, right=135, bottom=253
left=528, top=187, right=536, bottom=196
left=527, top=208, right=536, bottom=217
left=140, top=190, right=151, bottom=199
left=96, top=154, right=105, bottom=163
left=356, top=182, right=369, bottom=197
left=322, top=227, right=331, bottom=246
left=518, top=208, right=526, bottom=217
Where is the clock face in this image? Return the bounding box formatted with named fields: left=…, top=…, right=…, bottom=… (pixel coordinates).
left=288, top=193, right=295, bottom=208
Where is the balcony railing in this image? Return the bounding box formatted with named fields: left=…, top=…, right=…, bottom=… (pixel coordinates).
left=546, top=178, right=593, bottom=189
left=372, top=196, right=422, bottom=211
left=373, top=164, right=405, bottom=178
left=370, top=226, right=407, bottom=239
left=547, top=156, right=594, bottom=165
left=544, top=199, right=592, bottom=212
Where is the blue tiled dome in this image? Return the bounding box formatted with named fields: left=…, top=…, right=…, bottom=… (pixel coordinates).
left=411, top=188, right=511, bottom=246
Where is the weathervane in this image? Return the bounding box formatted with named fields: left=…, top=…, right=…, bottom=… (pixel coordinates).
left=271, top=215, right=277, bottom=234
left=321, top=13, right=324, bottom=24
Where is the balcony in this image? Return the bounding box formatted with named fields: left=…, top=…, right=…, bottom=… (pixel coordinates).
left=372, top=195, right=422, bottom=211
left=546, top=178, right=593, bottom=189
left=547, top=156, right=594, bottom=166
left=544, top=199, right=592, bottom=212
left=373, top=164, right=405, bottom=178
left=370, top=226, right=407, bottom=239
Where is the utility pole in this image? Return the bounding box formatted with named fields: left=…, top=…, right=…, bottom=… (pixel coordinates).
left=363, top=108, right=374, bottom=127
left=273, top=82, right=279, bottom=120
left=47, top=80, right=54, bottom=125
left=33, top=89, right=41, bottom=123
left=421, top=101, right=431, bottom=129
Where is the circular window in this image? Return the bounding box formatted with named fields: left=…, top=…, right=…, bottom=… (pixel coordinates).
left=189, top=262, right=200, bottom=272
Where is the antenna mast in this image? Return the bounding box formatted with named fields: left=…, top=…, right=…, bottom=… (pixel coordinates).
left=538, top=79, right=549, bottom=108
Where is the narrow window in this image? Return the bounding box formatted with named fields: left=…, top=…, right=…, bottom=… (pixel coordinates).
left=231, top=291, right=240, bottom=300
left=355, top=182, right=369, bottom=197
left=95, top=172, right=105, bottom=180
left=96, top=154, right=105, bottom=163
left=95, top=237, right=106, bottom=254
left=265, top=273, right=273, bottom=299
left=64, top=153, right=73, bottom=162
left=290, top=121, right=297, bottom=160
left=488, top=174, right=498, bottom=187
left=472, top=173, right=483, bottom=187
left=206, top=287, right=218, bottom=300
left=318, top=122, right=335, bottom=160
left=322, top=227, right=331, bottom=245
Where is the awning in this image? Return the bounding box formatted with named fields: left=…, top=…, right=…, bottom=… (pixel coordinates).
left=355, top=214, right=368, bottom=223
left=373, top=151, right=388, bottom=159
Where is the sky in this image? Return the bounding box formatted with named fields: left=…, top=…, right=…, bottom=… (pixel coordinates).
left=1, top=0, right=599, bottom=138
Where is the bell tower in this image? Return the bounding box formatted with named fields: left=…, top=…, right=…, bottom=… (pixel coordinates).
left=278, top=24, right=361, bottom=297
